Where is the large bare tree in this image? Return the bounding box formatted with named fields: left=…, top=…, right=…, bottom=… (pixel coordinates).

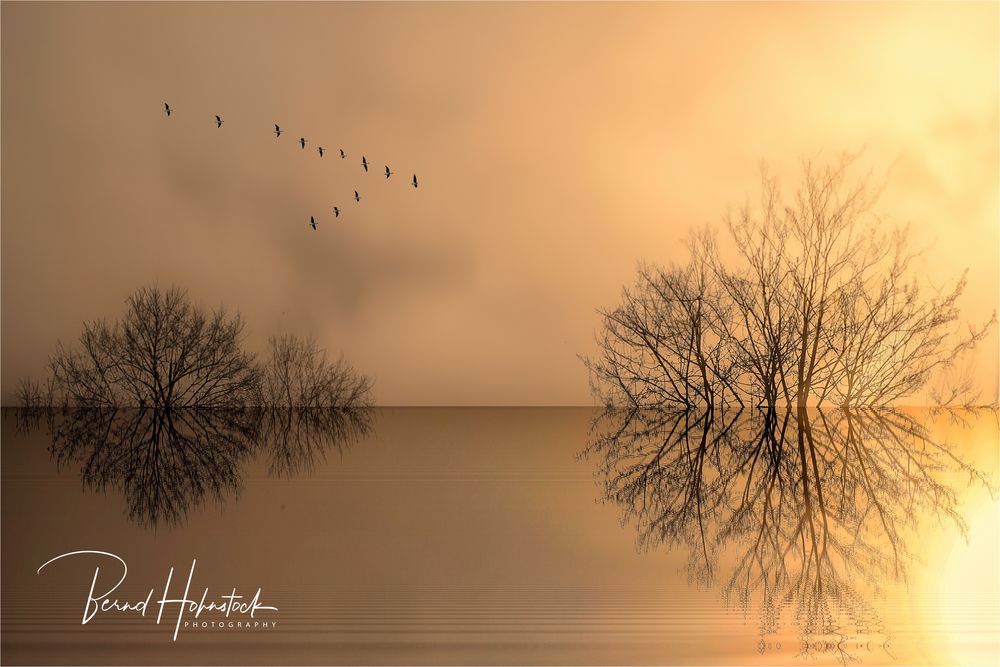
left=588, top=155, right=994, bottom=409
left=47, top=286, right=258, bottom=408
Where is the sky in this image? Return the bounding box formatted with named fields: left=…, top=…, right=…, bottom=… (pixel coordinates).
left=2, top=1, right=997, bottom=406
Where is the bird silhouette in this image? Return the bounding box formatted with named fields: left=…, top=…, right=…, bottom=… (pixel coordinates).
left=162, top=103, right=418, bottom=215
left=309, top=216, right=317, bottom=230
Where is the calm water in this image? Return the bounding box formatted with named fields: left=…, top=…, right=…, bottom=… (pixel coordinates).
left=1, top=407, right=997, bottom=665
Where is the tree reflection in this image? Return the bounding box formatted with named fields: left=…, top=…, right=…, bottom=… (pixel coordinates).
left=583, top=407, right=995, bottom=663
left=259, top=408, right=374, bottom=477
left=28, top=407, right=375, bottom=528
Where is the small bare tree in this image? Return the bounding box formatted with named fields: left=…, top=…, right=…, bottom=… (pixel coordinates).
left=258, top=334, right=373, bottom=408
left=15, top=376, right=52, bottom=410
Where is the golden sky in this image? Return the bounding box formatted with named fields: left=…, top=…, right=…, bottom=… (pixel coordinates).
left=2, top=1, right=997, bottom=405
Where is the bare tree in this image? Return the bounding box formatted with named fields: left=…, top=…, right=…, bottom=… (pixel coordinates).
left=20, top=286, right=377, bottom=410
left=821, top=239, right=994, bottom=406
left=588, top=155, right=994, bottom=409
left=585, top=251, right=742, bottom=410
left=258, top=334, right=373, bottom=408
left=46, top=286, right=258, bottom=408
left=15, top=376, right=52, bottom=411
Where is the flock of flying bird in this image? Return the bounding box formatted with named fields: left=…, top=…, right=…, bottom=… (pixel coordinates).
left=163, top=102, right=418, bottom=231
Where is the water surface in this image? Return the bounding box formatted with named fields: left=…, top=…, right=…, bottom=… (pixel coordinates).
left=2, top=407, right=997, bottom=665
